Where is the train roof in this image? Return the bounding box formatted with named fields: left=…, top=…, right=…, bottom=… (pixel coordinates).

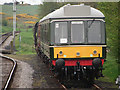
left=40, top=4, right=105, bottom=22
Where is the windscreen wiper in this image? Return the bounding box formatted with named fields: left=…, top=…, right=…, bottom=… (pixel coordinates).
left=88, top=19, right=95, bottom=28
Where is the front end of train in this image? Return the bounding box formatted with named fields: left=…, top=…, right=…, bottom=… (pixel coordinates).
left=49, top=5, right=106, bottom=82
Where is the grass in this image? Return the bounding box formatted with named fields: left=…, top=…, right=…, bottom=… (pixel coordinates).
left=99, top=52, right=119, bottom=83
left=2, top=5, right=39, bottom=16
left=15, top=28, right=36, bottom=55
left=2, top=26, right=13, bottom=33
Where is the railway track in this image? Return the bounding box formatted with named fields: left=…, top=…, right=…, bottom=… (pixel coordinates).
left=37, top=52, right=102, bottom=90
left=61, top=83, right=102, bottom=90
left=0, top=32, right=12, bottom=46
left=0, top=31, right=21, bottom=54
left=0, top=31, right=21, bottom=46
left=60, top=81, right=102, bottom=90
left=0, top=54, right=17, bottom=90
left=93, top=84, right=102, bottom=90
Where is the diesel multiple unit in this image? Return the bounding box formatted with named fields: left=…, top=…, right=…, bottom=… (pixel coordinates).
left=34, top=4, right=106, bottom=83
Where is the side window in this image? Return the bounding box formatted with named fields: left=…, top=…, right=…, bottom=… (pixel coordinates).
left=45, top=24, right=46, bottom=43
left=43, top=24, right=45, bottom=43
left=40, top=24, right=42, bottom=42
left=47, top=23, right=49, bottom=44
left=38, top=24, right=40, bottom=37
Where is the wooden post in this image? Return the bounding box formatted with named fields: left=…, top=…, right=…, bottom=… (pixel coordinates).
left=10, top=41, right=13, bottom=53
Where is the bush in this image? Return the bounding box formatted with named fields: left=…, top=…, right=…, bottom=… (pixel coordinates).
left=2, top=19, right=8, bottom=26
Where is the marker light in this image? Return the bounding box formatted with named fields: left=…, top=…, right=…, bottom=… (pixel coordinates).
left=76, top=52, right=80, bottom=56
left=93, top=50, right=97, bottom=54
left=59, top=51, right=63, bottom=55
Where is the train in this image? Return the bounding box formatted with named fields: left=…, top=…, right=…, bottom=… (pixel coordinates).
left=34, top=4, right=106, bottom=84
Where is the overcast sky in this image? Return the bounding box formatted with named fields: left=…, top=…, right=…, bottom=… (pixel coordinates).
left=0, top=0, right=43, bottom=5
left=0, top=0, right=119, bottom=5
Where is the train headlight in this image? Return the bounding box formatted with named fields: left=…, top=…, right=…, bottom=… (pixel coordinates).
left=93, top=50, right=97, bottom=55
left=83, top=66, right=86, bottom=69
left=59, top=51, right=63, bottom=55
left=76, top=52, right=80, bottom=56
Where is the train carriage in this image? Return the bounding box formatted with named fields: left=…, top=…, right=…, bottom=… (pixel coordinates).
left=34, top=4, right=106, bottom=83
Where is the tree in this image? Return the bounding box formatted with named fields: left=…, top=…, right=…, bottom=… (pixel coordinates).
left=38, top=2, right=81, bottom=19
left=39, top=2, right=61, bottom=19
left=97, top=2, right=119, bottom=60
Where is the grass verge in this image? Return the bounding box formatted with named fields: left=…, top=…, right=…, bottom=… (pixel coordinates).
left=15, top=28, right=36, bottom=55
left=99, top=52, right=118, bottom=83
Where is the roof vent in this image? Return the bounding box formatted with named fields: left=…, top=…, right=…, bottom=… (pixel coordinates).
left=80, top=3, right=84, bottom=6
left=63, top=3, right=71, bottom=8
left=67, top=4, right=71, bottom=6
left=64, top=5, right=90, bottom=16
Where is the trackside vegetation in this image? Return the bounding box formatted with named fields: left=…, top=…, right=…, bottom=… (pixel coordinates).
left=15, top=28, right=36, bottom=54
left=97, top=2, right=119, bottom=82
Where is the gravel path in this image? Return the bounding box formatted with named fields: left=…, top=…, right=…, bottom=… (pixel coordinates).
left=2, top=36, right=13, bottom=49
left=11, top=59, right=34, bottom=88
left=8, top=54, right=63, bottom=89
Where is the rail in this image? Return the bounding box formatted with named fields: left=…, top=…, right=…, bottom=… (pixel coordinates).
left=93, top=84, right=102, bottom=90
left=0, top=54, right=17, bottom=90
left=0, top=31, right=21, bottom=46
left=0, top=32, right=12, bottom=46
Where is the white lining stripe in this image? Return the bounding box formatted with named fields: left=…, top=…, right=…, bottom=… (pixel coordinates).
left=50, top=19, right=105, bottom=23
left=41, top=42, right=106, bottom=47
left=49, top=45, right=107, bottom=47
